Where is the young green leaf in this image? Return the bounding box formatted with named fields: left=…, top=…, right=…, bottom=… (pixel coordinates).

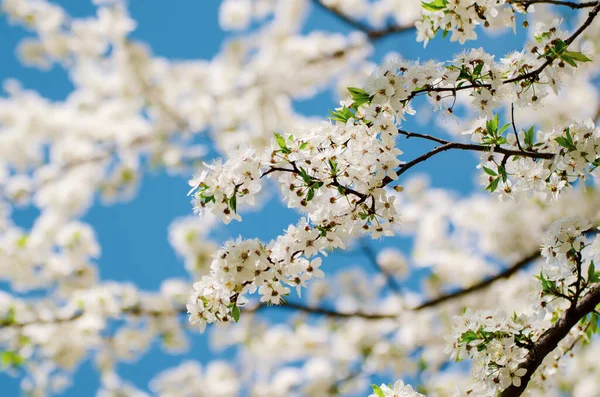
left=482, top=166, right=497, bottom=176
left=555, top=137, right=576, bottom=151
left=229, top=195, right=237, bottom=213
left=371, top=384, right=385, bottom=397
left=484, top=177, right=500, bottom=193
left=421, top=0, right=448, bottom=12
left=524, top=126, right=535, bottom=149
left=231, top=305, right=240, bottom=322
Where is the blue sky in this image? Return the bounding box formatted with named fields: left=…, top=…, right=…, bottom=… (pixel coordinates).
left=0, top=1, right=528, bottom=395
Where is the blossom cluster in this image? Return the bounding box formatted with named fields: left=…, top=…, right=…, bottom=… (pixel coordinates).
left=446, top=309, right=532, bottom=395
left=442, top=215, right=600, bottom=396
left=540, top=215, right=600, bottom=300
left=370, top=381, right=425, bottom=397
left=417, top=0, right=522, bottom=45
left=187, top=226, right=329, bottom=331
left=186, top=16, right=599, bottom=330
left=478, top=119, right=600, bottom=200
left=1, top=0, right=600, bottom=395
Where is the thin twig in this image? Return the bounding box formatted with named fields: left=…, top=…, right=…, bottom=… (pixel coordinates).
left=382, top=131, right=555, bottom=186
left=511, top=103, right=526, bottom=152
left=248, top=300, right=397, bottom=320
left=404, top=3, right=600, bottom=101
left=360, top=241, right=403, bottom=293
left=312, top=0, right=415, bottom=40
left=512, top=0, right=599, bottom=10
left=415, top=250, right=541, bottom=310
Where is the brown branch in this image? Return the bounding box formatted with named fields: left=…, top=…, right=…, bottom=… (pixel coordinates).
left=414, top=250, right=541, bottom=310
left=395, top=140, right=554, bottom=178
left=250, top=249, right=545, bottom=317
left=0, top=250, right=546, bottom=328
left=247, top=300, right=397, bottom=320
left=312, top=0, right=415, bottom=40
left=405, top=3, right=600, bottom=101
left=395, top=129, right=555, bottom=160
left=511, top=103, right=526, bottom=152
left=377, top=129, right=555, bottom=186
left=500, top=284, right=600, bottom=397
left=415, top=227, right=599, bottom=312
left=0, top=304, right=186, bottom=329
left=261, top=163, right=369, bottom=202
left=512, top=0, right=599, bottom=10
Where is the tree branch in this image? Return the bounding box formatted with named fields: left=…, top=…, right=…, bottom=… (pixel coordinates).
left=395, top=129, right=555, bottom=160
left=500, top=284, right=600, bottom=397
left=511, top=103, right=526, bottom=153
left=312, top=0, right=415, bottom=40
left=405, top=3, right=600, bottom=101
left=248, top=300, right=397, bottom=320
left=512, top=0, right=599, bottom=10
left=379, top=129, right=555, bottom=186
left=414, top=250, right=541, bottom=310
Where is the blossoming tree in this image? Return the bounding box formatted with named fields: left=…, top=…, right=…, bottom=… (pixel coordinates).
left=1, top=0, right=600, bottom=396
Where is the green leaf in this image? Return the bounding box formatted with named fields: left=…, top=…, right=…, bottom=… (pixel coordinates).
left=555, top=137, right=576, bottom=151
left=299, top=142, right=310, bottom=150
left=562, top=51, right=592, bottom=62
left=498, top=123, right=511, bottom=135
left=482, top=166, right=497, bottom=176
left=274, top=133, right=286, bottom=149
left=229, top=195, right=237, bottom=213
left=348, top=87, right=368, bottom=96
left=1, top=351, right=24, bottom=368
left=486, top=114, right=499, bottom=137
left=534, top=32, right=552, bottom=43
left=299, top=167, right=312, bottom=185
left=371, top=384, right=385, bottom=397
left=566, top=127, right=574, bottom=143
left=17, top=235, right=27, bottom=248
left=588, top=261, right=600, bottom=283
left=590, top=311, right=599, bottom=335
left=274, top=133, right=291, bottom=154
left=524, top=126, right=535, bottom=149
left=121, top=168, right=135, bottom=183
left=560, top=54, right=578, bottom=68
left=441, top=29, right=450, bottom=38
left=495, top=136, right=508, bottom=145
left=588, top=261, right=596, bottom=283
left=328, top=158, right=338, bottom=174
left=421, top=0, right=448, bottom=12
left=473, top=62, right=484, bottom=78
left=348, top=87, right=373, bottom=109
left=329, top=106, right=354, bottom=123
left=306, top=188, right=315, bottom=202
left=498, top=165, right=507, bottom=182
left=536, top=272, right=559, bottom=295
left=484, top=177, right=500, bottom=193
left=231, top=305, right=240, bottom=322
left=459, top=329, right=479, bottom=344
left=3, top=306, right=15, bottom=326
left=347, top=87, right=370, bottom=98
left=553, top=39, right=568, bottom=55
